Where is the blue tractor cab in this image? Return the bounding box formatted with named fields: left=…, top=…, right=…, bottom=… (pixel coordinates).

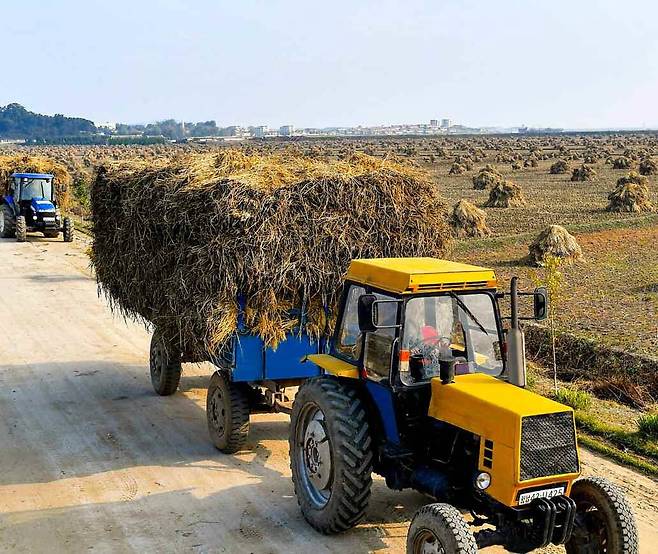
left=0, top=172, right=74, bottom=242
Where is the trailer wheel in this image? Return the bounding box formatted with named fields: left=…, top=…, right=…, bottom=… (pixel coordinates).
left=0, top=205, right=16, bottom=238
left=406, top=503, right=478, bottom=554
left=149, top=332, right=182, bottom=396
left=15, top=215, right=27, bottom=242
left=206, top=371, right=250, bottom=454
left=63, top=217, right=74, bottom=242
left=566, top=477, right=638, bottom=554
left=290, top=376, right=373, bottom=534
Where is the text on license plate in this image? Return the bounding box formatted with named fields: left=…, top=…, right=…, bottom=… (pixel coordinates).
left=518, top=486, right=566, bottom=505
left=43, top=217, right=56, bottom=222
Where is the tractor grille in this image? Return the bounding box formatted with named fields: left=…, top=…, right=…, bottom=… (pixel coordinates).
left=520, top=412, right=579, bottom=481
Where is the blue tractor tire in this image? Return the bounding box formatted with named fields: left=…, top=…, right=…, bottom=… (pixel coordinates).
left=15, top=216, right=27, bottom=242
left=0, top=204, right=15, bottom=238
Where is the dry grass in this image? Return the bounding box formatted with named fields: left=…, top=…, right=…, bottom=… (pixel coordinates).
left=484, top=179, right=525, bottom=207
left=607, top=172, right=655, bottom=213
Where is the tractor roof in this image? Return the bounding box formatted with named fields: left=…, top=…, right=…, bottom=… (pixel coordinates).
left=346, top=257, right=497, bottom=294
left=11, top=173, right=54, bottom=179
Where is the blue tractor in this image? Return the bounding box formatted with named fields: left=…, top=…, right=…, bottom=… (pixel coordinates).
left=0, top=172, right=74, bottom=242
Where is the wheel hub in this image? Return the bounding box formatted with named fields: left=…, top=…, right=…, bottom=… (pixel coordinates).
left=414, top=529, right=445, bottom=554
left=209, top=388, right=226, bottom=436
left=303, top=418, right=331, bottom=490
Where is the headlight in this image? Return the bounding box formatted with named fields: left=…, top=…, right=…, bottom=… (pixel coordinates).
left=475, top=472, right=491, bottom=490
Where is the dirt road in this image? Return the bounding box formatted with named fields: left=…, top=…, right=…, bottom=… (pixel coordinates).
left=1, top=236, right=656, bottom=553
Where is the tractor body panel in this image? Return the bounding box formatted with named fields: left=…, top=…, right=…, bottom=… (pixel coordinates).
left=428, top=373, right=581, bottom=507
left=347, top=257, right=497, bottom=294
left=227, top=333, right=324, bottom=383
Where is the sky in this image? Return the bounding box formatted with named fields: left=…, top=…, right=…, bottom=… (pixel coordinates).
left=2, top=0, right=658, bottom=129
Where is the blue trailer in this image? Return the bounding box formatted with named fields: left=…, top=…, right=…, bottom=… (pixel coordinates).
left=148, top=299, right=327, bottom=453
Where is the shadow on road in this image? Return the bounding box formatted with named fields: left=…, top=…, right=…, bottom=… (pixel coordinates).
left=0, top=359, right=426, bottom=552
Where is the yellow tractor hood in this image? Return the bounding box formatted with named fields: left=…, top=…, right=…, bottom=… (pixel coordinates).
left=428, top=373, right=569, bottom=448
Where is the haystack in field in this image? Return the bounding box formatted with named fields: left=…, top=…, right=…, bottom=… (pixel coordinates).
left=484, top=180, right=526, bottom=208
left=612, top=156, right=632, bottom=169
left=0, top=155, right=72, bottom=210
left=528, top=225, right=583, bottom=266
left=91, top=151, right=450, bottom=358
left=549, top=159, right=569, bottom=174
left=449, top=162, right=467, bottom=175
left=606, top=172, right=655, bottom=213
left=571, top=165, right=597, bottom=182
left=449, top=199, right=490, bottom=238
left=639, top=158, right=657, bottom=175
left=472, top=164, right=502, bottom=190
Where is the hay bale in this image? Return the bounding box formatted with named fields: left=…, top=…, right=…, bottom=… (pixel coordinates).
left=449, top=162, right=467, bottom=175
left=449, top=199, right=490, bottom=238
left=0, top=155, right=72, bottom=210
left=91, top=151, right=451, bottom=358
left=570, top=165, right=597, bottom=182
left=639, top=158, right=657, bottom=175
left=511, top=160, right=522, bottom=170
left=612, top=156, right=632, bottom=169
left=528, top=225, right=583, bottom=266
left=606, top=172, right=655, bottom=213
left=472, top=164, right=502, bottom=190
left=549, top=159, right=569, bottom=174
left=484, top=180, right=526, bottom=208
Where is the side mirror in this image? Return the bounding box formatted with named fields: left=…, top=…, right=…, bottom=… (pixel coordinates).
left=533, top=287, right=548, bottom=321
left=357, top=294, right=378, bottom=333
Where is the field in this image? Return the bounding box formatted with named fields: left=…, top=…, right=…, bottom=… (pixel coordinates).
left=1, top=133, right=657, bottom=552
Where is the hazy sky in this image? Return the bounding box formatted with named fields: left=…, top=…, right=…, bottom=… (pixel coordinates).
left=3, top=0, right=657, bottom=129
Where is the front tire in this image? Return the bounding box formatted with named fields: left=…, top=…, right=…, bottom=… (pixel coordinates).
left=406, top=503, right=478, bottom=554
left=149, top=332, right=182, bottom=396
left=15, top=215, right=27, bottom=242
left=566, top=477, right=638, bottom=554
left=290, top=376, right=373, bottom=534
left=206, top=371, right=250, bottom=454
left=0, top=204, right=16, bottom=238
left=63, top=217, right=74, bottom=242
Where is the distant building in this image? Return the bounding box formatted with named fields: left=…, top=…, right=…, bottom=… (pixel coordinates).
left=441, top=119, right=451, bottom=129
left=222, top=126, right=248, bottom=137
left=254, top=125, right=269, bottom=138
left=279, top=125, right=294, bottom=136
left=430, top=119, right=438, bottom=128
left=96, top=121, right=116, bottom=131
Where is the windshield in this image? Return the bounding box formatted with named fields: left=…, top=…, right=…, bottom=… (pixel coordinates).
left=19, top=178, right=53, bottom=201
left=401, top=292, right=503, bottom=384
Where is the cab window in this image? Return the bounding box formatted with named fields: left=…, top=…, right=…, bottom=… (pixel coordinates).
left=363, top=292, right=398, bottom=382
left=335, top=284, right=366, bottom=360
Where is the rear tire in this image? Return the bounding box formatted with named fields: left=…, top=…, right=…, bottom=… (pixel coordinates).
left=290, top=376, right=373, bottom=534
left=566, top=477, right=638, bottom=554
left=406, top=503, right=478, bottom=554
left=206, top=371, right=250, bottom=454
left=149, top=332, right=182, bottom=396
left=0, top=204, right=15, bottom=238
left=63, top=217, right=74, bottom=242
left=15, top=215, right=27, bottom=242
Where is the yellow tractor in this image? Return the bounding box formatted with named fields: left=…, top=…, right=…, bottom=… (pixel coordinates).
left=290, top=258, right=637, bottom=553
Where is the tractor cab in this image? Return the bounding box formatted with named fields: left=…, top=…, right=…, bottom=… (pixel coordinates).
left=1, top=173, right=73, bottom=242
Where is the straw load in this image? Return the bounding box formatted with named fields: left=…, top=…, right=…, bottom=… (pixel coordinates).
left=549, top=159, right=569, bottom=174
left=484, top=180, right=526, bottom=208
left=472, top=165, right=502, bottom=190
left=606, top=172, right=655, bottom=213
left=0, top=155, right=72, bottom=210
left=571, top=165, right=597, bottom=182
left=449, top=162, right=467, bottom=175
left=449, top=199, right=490, bottom=238
left=528, top=225, right=583, bottom=266
left=91, top=151, right=450, bottom=359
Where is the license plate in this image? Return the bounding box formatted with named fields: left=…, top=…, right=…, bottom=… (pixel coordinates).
left=518, top=486, right=566, bottom=505
left=43, top=217, right=56, bottom=222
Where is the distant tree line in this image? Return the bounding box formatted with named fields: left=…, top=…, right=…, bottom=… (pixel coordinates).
left=0, top=103, right=96, bottom=139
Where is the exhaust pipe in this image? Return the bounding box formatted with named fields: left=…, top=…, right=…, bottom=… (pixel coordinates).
left=507, top=277, right=527, bottom=388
